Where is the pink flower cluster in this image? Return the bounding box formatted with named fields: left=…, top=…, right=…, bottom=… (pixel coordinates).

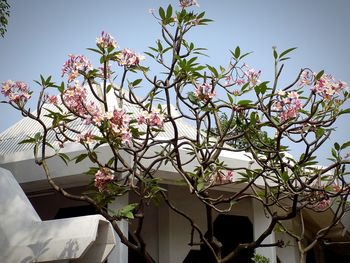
left=63, top=82, right=104, bottom=126
left=62, top=83, right=133, bottom=144
left=180, top=0, right=199, bottom=8
left=137, top=109, right=165, bottom=129
left=107, top=108, right=133, bottom=144
left=48, top=95, right=58, bottom=105
left=274, top=90, right=302, bottom=121
left=224, top=75, right=246, bottom=87
left=94, top=167, right=114, bottom=192
left=61, top=54, right=93, bottom=82
left=117, top=48, right=145, bottom=67
left=312, top=198, right=331, bottom=212
left=244, top=67, right=261, bottom=87
left=96, top=31, right=117, bottom=50
left=212, top=170, right=234, bottom=184
left=76, top=131, right=95, bottom=144
left=1, top=80, right=32, bottom=105
left=99, top=64, right=112, bottom=78
left=225, top=65, right=261, bottom=88
left=298, top=70, right=313, bottom=87
left=194, top=83, right=216, bottom=101
left=312, top=74, right=348, bottom=100
left=63, top=82, right=88, bottom=114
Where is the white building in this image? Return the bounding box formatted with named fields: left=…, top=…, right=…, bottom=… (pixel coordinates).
left=1, top=99, right=350, bottom=262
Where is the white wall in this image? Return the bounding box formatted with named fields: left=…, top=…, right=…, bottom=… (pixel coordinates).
left=158, top=184, right=254, bottom=263
left=252, top=199, right=277, bottom=262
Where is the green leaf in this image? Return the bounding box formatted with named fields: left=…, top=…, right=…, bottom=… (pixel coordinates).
left=58, top=153, right=70, bottom=165
left=196, top=178, right=205, bottom=192
left=107, top=84, right=113, bottom=93
left=254, top=81, right=269, bottom=95
left=240, top=51, right=252, bottom=60
left=250, top=112, right=258, bottom=125
left=237, top=100, right=252, bottom=106
left=159, top=7, right=165, bottom=19
left=334, top=142, right=340, bottom=151
left=279, top=57, right=291, bottom=62
left=34, top=132, right=42, bottom=141
left=40, top=74, right=45, bottom=85
left=144, top=51, right=155, bottom=58
left=279, top=47, right=297, bottom=59
left=188, top=92, right=199, bottom=104
left=58, top=82, right=65, bottom=93
left=166, top=4, right=172, bottom=19
left=227, top=93, right=233, bottom=104
left=234, top=46, right=240, bottom=59
left=132, top=79, right=142, bottom=86
left=118, top=203, right=138, bottom=219
left=19, top=137, right=36, bottom=144
left=331, top=148, right=338, bottom=159
left=339, top=108, right=350, bottom=116
left=281, top=171, right=289, bottom=182
left=157, top=40, right=163, bottom=51
left=206, top=65, right=219, bottom=77
left=315, top=127, right=324, bottom=139
left=87, top=48, right=103, bottom=55
left=75, top=153, right=88, bottom=164
left=198, top=19, right=213, bottom=24
left=273, top=49, right=278, bottom=60
left=341, top=141, right=350, bottom=150
left=315, top=70, right=324, bottom=81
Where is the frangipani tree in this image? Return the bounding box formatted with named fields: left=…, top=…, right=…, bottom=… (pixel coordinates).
left=2, top=1, right=350, bottom=262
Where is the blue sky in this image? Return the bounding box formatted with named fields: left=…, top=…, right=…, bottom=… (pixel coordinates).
left=1, top=0, right=350, bottom=162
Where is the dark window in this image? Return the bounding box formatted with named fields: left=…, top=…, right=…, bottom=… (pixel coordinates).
left=184, top=214, right=254, bottom=262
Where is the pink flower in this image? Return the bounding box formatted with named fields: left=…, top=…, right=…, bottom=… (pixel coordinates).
left=236, top=79, right=246, bottom=86
left=148, top=109, right=165, bottom=128
left=244, top=68, right=261, bottom=87
left=63, top=82, right=88, bottom=115
left=62, top=82, right=104, bottom=126
left=117, top=48, right=145, bottom=67
left=212, top=170, right=234, bottom=184
left=299, top=70, right=313, bottom=87
left=48, top=95, right=58, bottom=105
left=76, top=131, right=95, bottom=144
left=195, top=83, right=216, bottom=101
left=137, top=111, right=149, bottom=125
left=137, top=109, right=165, bottom=129
left=111, top=108, right=130, bottom=127
left=96, top=31, right=117, bottom=50
left=312, top=199, right=331, bottom=212
left=121, top=128, right=132, bottom=144
left=275, top=91, right=302, bottom=121
left=94, top=168, right=114, bottom=192
left=179, top=0, right=199, bottom=8
left=287, top=91, right=299, bottom=99
left=104, top=108, right=133, bottom=144
left=312, top=73, right=348, bottom=100
left=1, top=80, right=32, bottom=105
left=61, top=54, right=93, bottom=82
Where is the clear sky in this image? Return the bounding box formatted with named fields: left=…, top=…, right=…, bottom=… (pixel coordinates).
left=1, top=0, right=350, bottom=162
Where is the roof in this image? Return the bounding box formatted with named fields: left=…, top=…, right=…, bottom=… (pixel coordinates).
left=0, top=86, right=197, bottom=156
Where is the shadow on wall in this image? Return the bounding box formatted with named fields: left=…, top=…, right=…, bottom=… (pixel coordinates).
left=19, top=238, right=80, bottom=263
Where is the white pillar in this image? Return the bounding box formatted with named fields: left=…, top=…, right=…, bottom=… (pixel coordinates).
left=252, top=199, right=277, bottom=263
left=108, top=193, right=129, bottom=263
